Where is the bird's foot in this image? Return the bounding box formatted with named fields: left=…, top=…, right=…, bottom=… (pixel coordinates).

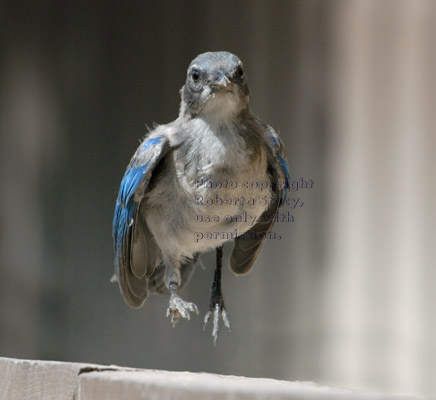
left=166, top=293, right=198, bottom=327
left=203, top=294, right=231, bottom=345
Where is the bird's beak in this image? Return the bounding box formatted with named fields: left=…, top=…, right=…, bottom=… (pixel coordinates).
left=210, top=71, right=232, bottom=92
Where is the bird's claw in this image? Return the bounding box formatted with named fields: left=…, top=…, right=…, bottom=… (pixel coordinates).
left=204, top=301, right=231, bottom=345
left=166, top=294, right=198, bottom=327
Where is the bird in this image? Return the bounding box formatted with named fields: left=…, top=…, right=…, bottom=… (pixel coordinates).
left=112, top=51, right=290, bottom=344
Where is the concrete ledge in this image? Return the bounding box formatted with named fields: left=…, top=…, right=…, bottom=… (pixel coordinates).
left=0, top=357, right=419, bottom=400
left=78, top=369, right=418, bottom=400
left=0, top=357, right=94, bottom=400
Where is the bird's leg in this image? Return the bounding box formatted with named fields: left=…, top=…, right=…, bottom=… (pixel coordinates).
left=165, top=261, right=198, bottom=326
left=204, top=246, right=231, bottom=344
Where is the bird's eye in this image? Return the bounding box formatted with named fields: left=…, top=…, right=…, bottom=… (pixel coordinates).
left=236, top=65, right=244, bottom=79
left=191, top=69, right=200, bottom=82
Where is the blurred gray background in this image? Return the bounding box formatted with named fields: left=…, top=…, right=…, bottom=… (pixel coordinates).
left=0, top=0, right=435, bottom=397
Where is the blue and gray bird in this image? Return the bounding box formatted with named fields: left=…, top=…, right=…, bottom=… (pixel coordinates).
left=113, top=51, right=289, bottom=343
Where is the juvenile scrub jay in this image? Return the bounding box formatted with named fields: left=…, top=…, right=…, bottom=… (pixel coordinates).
left=113, top=51, right=289, bottom=343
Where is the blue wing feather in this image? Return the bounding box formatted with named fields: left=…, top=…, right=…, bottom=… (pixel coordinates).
left=277, top=153, right=290, bottom=204
left=112, top=135, right=169, bottom=275
left=142, top=136, right=163, bottom=151
left=264, top=129, right=290, bottom=205
left=113, top=163, right=148, bottom=251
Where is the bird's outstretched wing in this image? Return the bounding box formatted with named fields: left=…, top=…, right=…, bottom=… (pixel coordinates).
left=230, top=127, right=290, bottom=275
left=113, top=135, right=170, bottom=307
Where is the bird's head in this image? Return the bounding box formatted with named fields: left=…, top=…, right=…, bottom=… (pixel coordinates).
left=180, top=51, right=250, bottom=120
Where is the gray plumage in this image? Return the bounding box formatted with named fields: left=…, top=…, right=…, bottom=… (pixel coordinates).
left=113, top=51, right=289, bottom=341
